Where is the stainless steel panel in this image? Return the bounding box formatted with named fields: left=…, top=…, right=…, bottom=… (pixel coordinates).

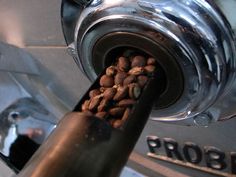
left=0, top=0, right=65, bottom=46
left=25, top=47, right=90, bottom=108
left=133, top=118, right=236, bottom=176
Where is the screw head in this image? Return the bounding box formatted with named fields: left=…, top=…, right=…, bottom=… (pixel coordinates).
left=8, top=111, right=20, bottom=123
left=194, top=113, right=212, bottom=127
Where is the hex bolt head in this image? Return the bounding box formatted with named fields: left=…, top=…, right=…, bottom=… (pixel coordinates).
left=194, top=113, right=212, bottom=127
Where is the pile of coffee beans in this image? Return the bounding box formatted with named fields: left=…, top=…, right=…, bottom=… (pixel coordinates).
left=81, top=54, right=156, bottom=129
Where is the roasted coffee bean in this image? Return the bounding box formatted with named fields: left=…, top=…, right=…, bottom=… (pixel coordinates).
left=117, top=56, right=130, bottom=72
left=106, top=66, right=117, bottom=76
left=89, top=89, right=101, bottom=98
left=103, top=87, right=117, bottom=100
left=131, top=55, right=146, bottom=68
left=137, top=75, right=148, bottom=88
left=109, top=119, right=116, bottom=126
left=145, top=65, right=156, bottom=73
left=147, top=57, right=156, bottom=65
left=128, top=67, right=144, bottom=75
left=122, top=108, right=131, bottom=122
left=95, top=112, right=108, bottom=119
left=113, top=120, right=123, bottom=129
left=83, top=110, right=94, bottom=116
left=100, top=75, right=114, bottom=87
left=114, top=72, right=128, bottom=85
left=89, top=96, right=102, bottom=111
left=99, top=87, right=107, bottom=93
left=118, top=99, right=136, bottom=107
left=129, top=83, right=141, bottom=99
left=123, top=75, right=136, bottom=86
left=109, top=107, right=125, bottom=117
left=97, top=99, right=110, bottom=112
left=82, top=100, right=90, bottom=111
left=113, top=86, right=129, bottom=101
left=112, top=85, right=119, bottom=89
left=81, top=53, right=155, bottom=129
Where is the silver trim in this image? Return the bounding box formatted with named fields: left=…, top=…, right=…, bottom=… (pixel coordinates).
left=71, top=0, right=236, bottom=124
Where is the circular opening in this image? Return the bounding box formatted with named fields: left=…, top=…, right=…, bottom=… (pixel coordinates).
left=92, top=32, right=184, bottom=109
left=9, top=112, right=20, bottom=119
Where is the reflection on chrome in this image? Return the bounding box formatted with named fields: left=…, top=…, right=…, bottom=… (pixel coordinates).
left=0, top=42, right=64, bottom=172
left=71, top=0, right=236, bottom=124
left=0, top=98, right=56, bottom=170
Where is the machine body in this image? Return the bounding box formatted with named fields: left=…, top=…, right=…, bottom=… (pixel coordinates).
left=62, top=0, right=236, bottom=125
left=0, top=0, right=236, bottom=176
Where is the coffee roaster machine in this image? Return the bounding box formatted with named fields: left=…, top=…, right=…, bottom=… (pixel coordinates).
left=0, top=0, right=236, bottom=176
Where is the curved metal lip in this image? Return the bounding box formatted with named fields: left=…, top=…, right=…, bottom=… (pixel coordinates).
left=75, top=15, right=203, bottom=120
left=91, top=32, right=184, bottom=109
left=73, top=0, right=236, bottom=122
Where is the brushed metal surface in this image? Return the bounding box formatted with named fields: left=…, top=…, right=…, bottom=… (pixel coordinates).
left=0, top=0, right=65, bottom=47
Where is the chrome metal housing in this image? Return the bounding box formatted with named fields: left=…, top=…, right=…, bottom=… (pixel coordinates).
left=66, top=0, right=236, bottom=125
